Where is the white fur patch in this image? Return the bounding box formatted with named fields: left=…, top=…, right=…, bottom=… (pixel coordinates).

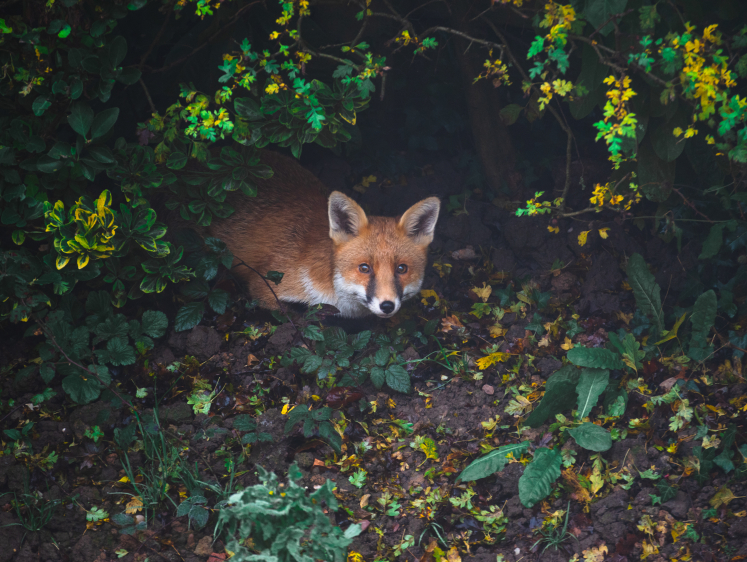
left=368, top=295, right=401, bottom=318
left=402, top=278, right=424, bottom=302
left=300, top=269, right=336, bottom=306
left=332, top=271, right=370, bottom=317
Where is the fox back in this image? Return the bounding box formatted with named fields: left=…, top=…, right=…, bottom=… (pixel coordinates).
left=207, top=151, right=440, bottom=318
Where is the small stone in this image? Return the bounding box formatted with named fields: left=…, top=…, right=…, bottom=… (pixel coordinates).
left=482, top=384, right=495, bottom=395
left=194, top=535, right=214, bottom=556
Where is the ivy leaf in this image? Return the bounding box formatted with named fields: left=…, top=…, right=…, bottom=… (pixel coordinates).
left=457, top=441, right=531, bottom=483
left=518, top=448, right=562, bottom=508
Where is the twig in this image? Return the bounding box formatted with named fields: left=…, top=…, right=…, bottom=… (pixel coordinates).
left=138, top=1, right=175, bottom=69
left=588, top=9, right=635, bottom=39
left=139, top=78, right=157, bottom=114
left=231, top=259, right=308, bottom=346
left=671, top=187, right=714, bottom=223
left=143, top=1, right=262, bottom=74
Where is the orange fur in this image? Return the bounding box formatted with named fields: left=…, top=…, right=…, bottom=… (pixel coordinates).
left=206, top=151, right=440, bottom=318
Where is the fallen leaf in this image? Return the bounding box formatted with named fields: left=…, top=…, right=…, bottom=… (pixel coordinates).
left=360, top=494, right=370, bottom=508
left=446, top=547, right=462, bottom=562
left=489, top=323, right=506, bottom=338
left=126, top=496, right=143, bottom=514
left=471, top=284, right=491, bottom=302
left=441, top=315, right=463, bottom=332
left=710, top=486, right=743, bottom=508
left=246, top=354, right=259, bottom=366
left=659, top=377, right=678, bottom=391
left=560, top=337, right=574, bottom=350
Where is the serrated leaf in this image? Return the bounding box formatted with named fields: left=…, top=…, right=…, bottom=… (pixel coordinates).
left=627, top=253, right=663, bottom=335
left=233, top=414, right=257, bottom=432
left=174, top=302, right=204, bottom=332
left=303, top=325, right=325, bottom=341
left=576, top=368, right=609, bottom=419
left=207, top=289, right=230, bottom=314
left=567, top=347, right=624, bottom=370
left=385, top=364, right=410, bottom=393
left=457, top=441, right=531, bottom=482
left=62, top=364, right=110, bottom=404
left=584, top=0, right=629, bottom=36
left=518, top=448, right=562, bottom=508
left=141, top=310, right=167, bottom=338
left=525, top=366, right=580, bottom=428
left=96, top=336, right=136, bottom=366
left=370, top=366, right=385, bottom=389
left=567, top=422, right=612, bottom=452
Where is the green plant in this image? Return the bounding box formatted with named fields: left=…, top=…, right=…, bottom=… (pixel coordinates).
left=216, top=463, right=361, bottom=562
left=234, top=414, right=273, bottom=445
left=284, top=405, right=341, bottom=453
left=531, top=502, right=576, bottom=554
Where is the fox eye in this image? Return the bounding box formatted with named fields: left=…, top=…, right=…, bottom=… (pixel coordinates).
left=359, top=264, right=371, bottom=274
left=396, top=264, right=408, bottom=274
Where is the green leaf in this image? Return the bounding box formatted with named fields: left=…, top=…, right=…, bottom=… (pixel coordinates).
left=167, top=151, right=188, bottom=170
left=650, top=110, right=687, bottom=162
left=567, top=422, right=612, bottom=451
left=207, top=289, right=230, bottom=314
left=174, top=302, right=204, bottom=332
left=499, top=104, right=523, bottom=126
left=699, top=224, right=724, bottom=260
left=626, top=253, right=663, bottom=335
left=304, top=325, right=325, bottom=341
left=94, top=314, right=130, bottom=340
left=457, top=441, right=531, bottom=482
left=234, top=98, right=263, bottom=120
left=32, top=95, right=51, bottom=116
left=234, top=414, right=258, bottom=432
left=141, top=310, right=168, bottom=338
left=567, top=346, right=624, bottom=370
left=91, top=108, right=119, bottom=140
left=370, top=366, right=385, bottom=389
left=603, top=382, right=628, bottom=416
left=97, top=336, right=136, bottom=366
left=318, top=421, right=342, bottom=453
left=525, top=366, right=580, bottom=428
left=518, top=448, right=562, bottom=508
left=62, top=364, right=110, bottom=404
left=584, top=0, right=629, bottom=36
left=637, top=137, right=675, bottom=202
left=689, top=290, right=717, bottom=355
left=576, top=368, right=609, bottom=419
left=109, top=36, right=127, bottom=67
left=68, top=102, right=94, bottom=137
left=385, top=364, right=410, bottom=393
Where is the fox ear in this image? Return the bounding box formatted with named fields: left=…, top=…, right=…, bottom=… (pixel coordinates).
left=328, top=191, right=369, bottom=243
left=398, top=197, right=440, bottom=244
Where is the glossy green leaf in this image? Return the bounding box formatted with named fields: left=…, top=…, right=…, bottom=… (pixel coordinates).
left=518, top=448, right=562, bottom=508
left=457, top=441, right=531, bottom=482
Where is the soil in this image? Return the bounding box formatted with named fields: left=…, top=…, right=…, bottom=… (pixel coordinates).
left=1, top=153, right=745, bottom=562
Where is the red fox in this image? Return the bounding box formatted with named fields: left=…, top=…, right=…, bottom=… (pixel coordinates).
left=207, top=151, right=440, bottom=318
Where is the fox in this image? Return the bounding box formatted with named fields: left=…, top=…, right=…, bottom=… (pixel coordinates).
left=205, top=151, right=440, bottom=318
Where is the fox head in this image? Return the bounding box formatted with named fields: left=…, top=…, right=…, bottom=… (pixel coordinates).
left=328, top=192, right=440, bottom=318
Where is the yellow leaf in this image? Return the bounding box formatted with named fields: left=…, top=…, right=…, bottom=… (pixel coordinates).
left=560, top=337, right=574, bottom=350
left=361, top=175, right=377, bottom=187
left=547, top=225, right=559, bottom=234
left=446, top=547, right=462, bottom=562
left=420, top=289, right=439, bottom=304
left=582, top=544, right=608, bottom=562
left=118, top=476, right=130, bottom=483
left=471, top=283, right=492, bottom=303
left=476, top=352, right=509, bottom=370
left=419, top=437, right=439, bottom=461
left=673, top=127, right=683, bottom=137
left=348, top=552, right=364, bottom=562
left=281, top=404, right=294, bottom=415
left=489, top=323, right=506, bottom=338
left=578, top=231, right=590, bottom=246
left=710, top=486, right=743, bottom=508
left=655, top=312, right=688, bottom=345
left=616, top=311, right=633, bottom=324
left=126, top=496, right=143, bottom=514
left=641, top=539, right=659, bottom=559
left=359, top=494, right=370, bottom=508
left=590, top=470, right=604, bottom=495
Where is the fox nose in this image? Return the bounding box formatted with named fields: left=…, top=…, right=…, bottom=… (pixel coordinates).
left=380, top=301, right=395, bottom=314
